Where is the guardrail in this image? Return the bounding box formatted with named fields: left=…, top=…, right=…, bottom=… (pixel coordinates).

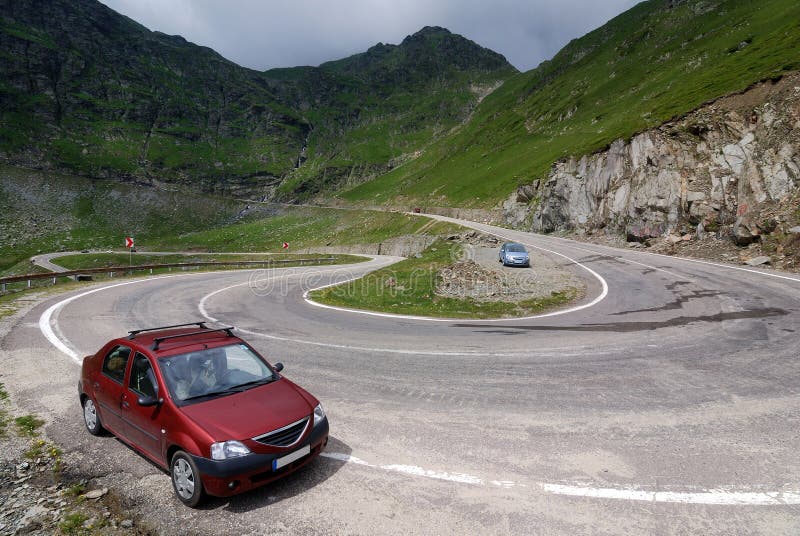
left=0, top=258, right=336, bottom=291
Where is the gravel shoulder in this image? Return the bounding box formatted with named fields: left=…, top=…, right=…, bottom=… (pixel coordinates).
left=0, top=289, right=153, bottom=535
left=564, top=227, right=800, bottom=273
left=440, top=237, right=585, bottom=303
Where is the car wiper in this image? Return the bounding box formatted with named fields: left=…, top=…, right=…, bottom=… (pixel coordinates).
left=180, top=378, right=276, bottom=402
left=230, top=377, right=275, bottom=391
left=181, top=388, right=240, bottom=402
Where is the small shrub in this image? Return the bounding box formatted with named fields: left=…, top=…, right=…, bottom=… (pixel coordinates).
left=58, top=512, right=89, bottom=534
left=14, top=414, right=44, bottom=437
left=66, top=482, right=87, bottom=497
left=24, top=438, right=46, bottom=459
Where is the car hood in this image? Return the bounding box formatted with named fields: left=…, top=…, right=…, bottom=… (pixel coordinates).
left=179, top=379, right=314, bottom=440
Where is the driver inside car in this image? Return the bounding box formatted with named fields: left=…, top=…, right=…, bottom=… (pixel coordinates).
left=163, top=350, right=229, bottom=400
left=187, top=349, right=228, bottom=396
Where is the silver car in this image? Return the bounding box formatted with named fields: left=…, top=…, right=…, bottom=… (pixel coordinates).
left=499, top=242, right=530, bottom=267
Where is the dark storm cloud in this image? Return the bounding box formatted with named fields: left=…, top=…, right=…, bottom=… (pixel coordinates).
left=100, top=0, right=638, bottom=72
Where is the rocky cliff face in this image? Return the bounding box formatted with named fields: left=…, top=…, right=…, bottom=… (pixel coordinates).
left=504, top=73, right=800, bottom=247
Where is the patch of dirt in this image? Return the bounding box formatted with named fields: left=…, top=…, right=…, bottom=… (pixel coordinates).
left=0, top=292, right=153, bottom=536
left=573, top=220, right=800, bottom=272
left=435, top=235, right=585, bottom=302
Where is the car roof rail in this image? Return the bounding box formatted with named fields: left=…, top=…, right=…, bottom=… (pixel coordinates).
left=128, top=322, right=208, bottom=339
left=151, top=327, right=235, bottom=350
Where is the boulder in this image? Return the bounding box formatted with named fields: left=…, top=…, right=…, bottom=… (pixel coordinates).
left=83, top=488, right=108, bottom=500
left=732, top=217, right=759, bottom=246
left=744, top=256, right=771, bottom=266
left=626, top=222, right=666, bottom=242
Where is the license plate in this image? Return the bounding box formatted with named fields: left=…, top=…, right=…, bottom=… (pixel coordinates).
left=272, top=444, right=311, bottom=471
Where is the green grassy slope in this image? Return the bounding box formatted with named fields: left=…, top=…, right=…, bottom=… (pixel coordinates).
left=340, top=0, right=800, bottom=207
left=0, top=165, right=243, bottom=272
left=265, top=27, right=517, bottom=200
left=0, top=1, right=306, bottom=188
left=0, top=165, right=459, bottom=274
left=1, top=1, right=515, bottom=198
left=155, top=207, right=461, bottom=253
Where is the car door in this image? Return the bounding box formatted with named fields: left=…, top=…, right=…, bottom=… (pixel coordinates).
left=94, top=344, right=132, bottom=436
left=121, top=352, right=163, bottom=461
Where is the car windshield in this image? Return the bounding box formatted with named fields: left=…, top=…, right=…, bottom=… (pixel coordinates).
left=158, top=344, right=276, bottom=404
left=507, top=244, right=526, bottom=253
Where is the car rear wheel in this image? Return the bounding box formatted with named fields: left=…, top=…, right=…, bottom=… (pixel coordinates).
left=171, top=451, right=205, bottom=507
left=82, top=397, right=104, bottom=436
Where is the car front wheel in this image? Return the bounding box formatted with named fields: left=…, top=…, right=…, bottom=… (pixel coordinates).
left=82, top=397, right=104, bottom=436
left=171, top=451, right=205, bottom=507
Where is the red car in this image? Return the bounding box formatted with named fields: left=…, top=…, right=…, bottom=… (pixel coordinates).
left=78, top=322, right=329, bottom=507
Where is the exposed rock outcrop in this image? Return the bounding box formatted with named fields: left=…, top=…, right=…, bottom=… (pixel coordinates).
left=504, top=73, right=800, bottom=245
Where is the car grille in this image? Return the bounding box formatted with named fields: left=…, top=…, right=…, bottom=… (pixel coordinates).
left=253, top=417, right=309, bottom=447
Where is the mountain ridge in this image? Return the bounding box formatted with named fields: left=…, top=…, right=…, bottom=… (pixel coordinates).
left=0, top=0, right=515, bottom=198
left=339, top=0, right=800, bottom=208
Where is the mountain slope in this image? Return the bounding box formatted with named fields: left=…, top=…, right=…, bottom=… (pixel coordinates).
left=264, top=26, right=516, bottom=200
left=340, top=0, right=800, bottom=208
left=0, top=0, right=307, bottom=192
left=0, top=1, right=515, bottom=196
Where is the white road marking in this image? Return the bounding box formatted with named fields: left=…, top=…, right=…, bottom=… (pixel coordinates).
left=540, top=483, right=800, bottom=506
left=198, top=262, right=615, bottom=355
left=322, top=452, right=800, bottom=505
left=547, top=241, right=686, bottom=278
left=39, top=278, right=170, bottom=364
left=34, top=256, right=800, bottom=508
left=207, top=292, right=603, bottom=357
left=35, top=258, right=604, bottom=364
left=199, top=268, right=614, bottom=356
left=321, top=452, right=487, bottom=486
left=39, top=270, right=272, bottom=363
left=535, top=233, right=800, bottom=284
left=39, top=261, right=379, bottom=362
left=420, top=213, right=800, bottom=284
left=301, top=242, right=610, bottom=323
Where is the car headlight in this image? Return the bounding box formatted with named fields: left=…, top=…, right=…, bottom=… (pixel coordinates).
left=313, top=403, right=325, bottom=426
left=210, top=440, right=251, bottom=460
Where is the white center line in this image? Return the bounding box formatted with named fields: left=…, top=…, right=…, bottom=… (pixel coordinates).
left=322, top=452, right=800, bottom=506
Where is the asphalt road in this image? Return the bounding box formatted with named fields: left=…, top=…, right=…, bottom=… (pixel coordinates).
left=5, top=217, right=800, bottom=535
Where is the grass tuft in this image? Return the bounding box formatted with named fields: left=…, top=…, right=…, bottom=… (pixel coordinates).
left=15, top=414, right=45, bottom=437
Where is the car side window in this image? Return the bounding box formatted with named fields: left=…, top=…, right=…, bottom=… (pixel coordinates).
left=129, top=353, right=157, bottom=398
left=102, top=345, right=131, bottom=384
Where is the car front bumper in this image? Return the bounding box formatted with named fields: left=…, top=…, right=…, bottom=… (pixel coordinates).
left=191, top=417, right=329, bottom=497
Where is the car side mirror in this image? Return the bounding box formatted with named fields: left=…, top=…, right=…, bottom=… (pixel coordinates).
left=138, top=396, right=162, bottom=407
left=273, top=362, right=284, bottom=373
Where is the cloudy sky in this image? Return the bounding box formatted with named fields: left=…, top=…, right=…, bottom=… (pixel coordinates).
left=99, top=0, right=639, bottom=72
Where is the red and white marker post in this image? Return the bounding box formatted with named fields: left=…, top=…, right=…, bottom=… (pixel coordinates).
left=125, top=236, right=134, bottom=265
